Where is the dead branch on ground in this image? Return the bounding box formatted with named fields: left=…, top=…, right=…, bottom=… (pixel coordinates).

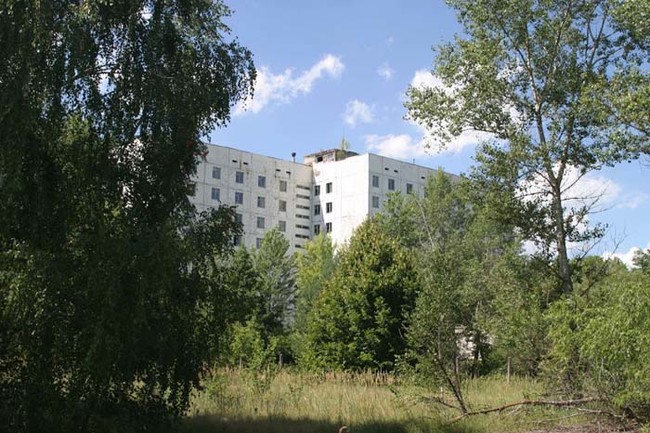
left=449, top=397, right=616, bottom=423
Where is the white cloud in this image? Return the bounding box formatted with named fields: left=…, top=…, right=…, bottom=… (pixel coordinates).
left=617, top=192, right=649, bottom=209
left=521, top=167, right=621, bottom=249
left=560, top=168, right=621, bottom=209
left=602, top=242, right=650, bottom=268
left=410, top=69, right=444, bottom=90
left=364, top=134, right=427, bottom=159
left=408, top=69, right=494, bottom=154
left=520, top=166, right=640, bottom=255
left=386, top=36, right=394, bottom=47
left=377, top=63, right=394, bottom=80
left=343, top=100, right=375, bottom=127
left=235, top=54, right=344, bottom=116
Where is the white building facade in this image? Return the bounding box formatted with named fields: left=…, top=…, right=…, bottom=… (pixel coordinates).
left=190, top=145, right=446, bottom=252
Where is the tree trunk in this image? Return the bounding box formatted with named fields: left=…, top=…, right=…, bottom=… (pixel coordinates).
left=551, top=186, right=573, bottom=294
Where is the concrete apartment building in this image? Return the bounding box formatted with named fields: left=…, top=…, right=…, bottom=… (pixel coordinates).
left=190, top=144, right=442, bottom=252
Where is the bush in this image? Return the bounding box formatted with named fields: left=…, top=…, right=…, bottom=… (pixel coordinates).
left=545, top=269, right=650, bottom=421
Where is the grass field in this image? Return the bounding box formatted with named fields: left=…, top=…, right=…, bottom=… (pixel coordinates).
left=181, top=369, right=595, bottom=433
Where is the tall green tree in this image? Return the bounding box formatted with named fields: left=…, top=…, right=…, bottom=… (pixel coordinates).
left=376, top=191, right=423, bottom=248
left=403, top=171, right=522, bottom=411
left=210, top=245, right=259, bottom=362
left=305, top=220, right=418, bottom=371
left=294, top=233, right=336, bottom=331
left=407, top=0, right=650, bottom=294
left=0, top=0, right=254, bottom=431
left=253, top=228, right=296, bottom=339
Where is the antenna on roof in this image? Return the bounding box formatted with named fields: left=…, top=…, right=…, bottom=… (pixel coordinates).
left=339, top=137, right=350, bottom=152
left=291, top=152, right=296, bottom=162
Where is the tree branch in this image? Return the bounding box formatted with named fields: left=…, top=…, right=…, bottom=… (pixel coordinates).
left=450, top=397, right=605, bottom=423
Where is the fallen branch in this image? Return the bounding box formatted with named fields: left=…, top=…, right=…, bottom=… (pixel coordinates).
left=450, top=397, right=604, bottom=423
left=419, top=395, right=461, bottom=411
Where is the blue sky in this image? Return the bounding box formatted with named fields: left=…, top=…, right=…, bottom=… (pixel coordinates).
left=209, top=0, right=650, bottom=264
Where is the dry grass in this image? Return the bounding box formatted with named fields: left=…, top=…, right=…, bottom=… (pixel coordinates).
left=181, top=369, right=597, bottom=433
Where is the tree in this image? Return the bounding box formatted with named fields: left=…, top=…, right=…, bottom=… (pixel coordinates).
left=403, top=171, right=522, bottom=411
left=252, top=229, right=296, bottom=340
left=633, top=249, right=650, bottom=274
left=545, top=266, right=650, bottom=422
left=304, top=220, right=418, bottom=371
left=210, top=246, right=259, bottom=362
left=221, top=246, right=259, bottom=324
left=294, top=234, right=336, bottom=331
left=0, top=0, right=254, bottom=430
left=407, top=0, right=650, bottom=294
left=376, top=191, right=423, bottom=248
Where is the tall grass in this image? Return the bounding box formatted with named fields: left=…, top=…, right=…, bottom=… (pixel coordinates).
left=182, top=369, right=591, bottom=433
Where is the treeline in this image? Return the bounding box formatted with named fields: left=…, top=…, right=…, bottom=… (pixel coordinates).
left=215, top=170, right=650, bottom=423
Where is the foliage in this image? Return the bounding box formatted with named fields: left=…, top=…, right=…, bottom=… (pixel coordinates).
left=216, top=230, right=295, bottom=369
left=252, top=228, right=296, bottom=340
left=402, top=171, right=522, bottom=411
left=227, top=319, right=278, bottom=370
left=304, top=220, right=418, bottom=371
left=293, top=234, right=336, bottom=360
left=294, top=234, right=336, bottom=331
left=633, top=249, right=650, bottom=274
left=221, top=246, right=259, bottom=324
left=544, top=264, right=650, bottom=422
left=210, top=246, right=258, bottom=362
left=407, top=0, right=650, bottom=294
left=375, top=191, right=423, bottom=249
left=485, top=255, right=555, bottom=376
left=0, top=0, right=254, bottom=431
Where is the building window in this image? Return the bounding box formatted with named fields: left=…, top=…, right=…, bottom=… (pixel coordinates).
left=279, top=200, right=287, bottom=212
left=279, top=180, right=287, bottom=192
left=235, top=171, right=244, bottom=184
left=212, top=166, right=221, bottom=179
left=372, top=175, right=379, bottom=188
left=258, top=175, right=266, bottom=188
left=326, top=202, right=332, bottom=213
left=372, top=195, right=379, bottom=208
left=314, top=204, right=321, bottom=215
left=235, top=191, right=244, bottom=204
left=257, top=216, right=265, bottom=229
left=256, top=238, right=263, bottom=249
left=314, top=185, right=321, bottom=196
left=211, top=187, right=220, bottom=201
left=235, top=213, right=243, bottom=224
left=314, top=224, right=321, bottom=235
left=326, top=182, right=333, bottom=193
left=326, top=222, right=332, bottom=233
left=388, top=178, right=395, bottom=191
left=233, top=235, right=242, bottom=246
left=406, top=183, right=413, bottom=194
left=279, top=220, right=286, bottom=232
left=257, top=196, right=265, bottom=208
